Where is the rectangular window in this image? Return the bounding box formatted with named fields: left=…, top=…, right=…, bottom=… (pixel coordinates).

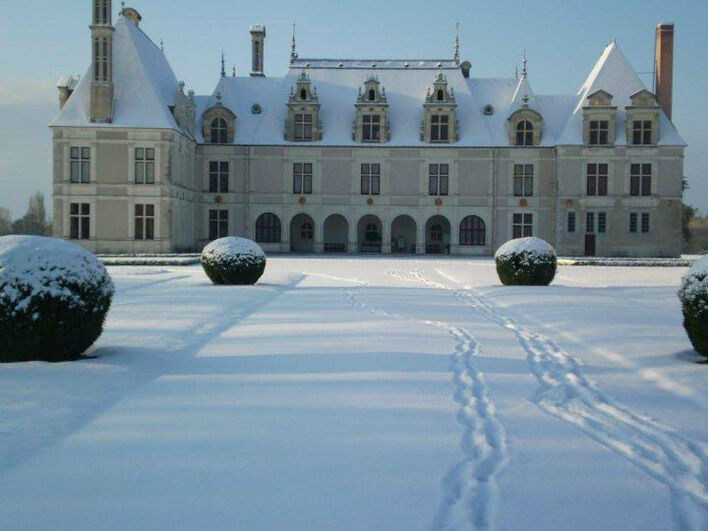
left=632, top=120, right=653, bottom=145
left=360, top=163, right=381, bottom=195
left=69, top=203, right=90, bottom=240
left=428, top=164, right=449, bottom=196
left=293, top=162, right=313, bottom=194
left=598, top=212, right=607, bottom=234
left=630, top=163, right=651, bottom=196
left=430, top=115, right=449, bottom=142
left=135, top=148, right=155, bottom=184
left=134, top=204, right=155, bottom=241
left=209, top=161, right=229, bottom=193
left=589, top=120, right=610, bottom=145
left=512, top=213, right=533, bottom=238
left=629, top=212, right=638, bottom=233
left=70, top=147, right=91, bottom=183
left=513, top=164, right=534, bottom=197
left=362, top=114, right=381, bottom=142
left=641, top=212, right=650, bottom=233
left=208, top=209, right=229, bottom=241
left=587, top=163, right=608, bottom=196
left=294, top=113, right=314, bottom=141
left=586, top=212, right=595, bottom=233
left=567, top=211, right=576, bottom=233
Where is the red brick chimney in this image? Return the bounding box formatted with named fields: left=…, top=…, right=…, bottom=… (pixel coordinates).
left=655, top=23, right=674, bottom=121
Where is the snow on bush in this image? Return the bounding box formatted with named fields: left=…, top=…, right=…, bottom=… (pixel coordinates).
left=201, top=237, right=266, bottom=285
left=495, top=237, right=557, bottom=286
left=677, top=254, right=708, bottom=358
left=0, top=236, right=114, bottom=362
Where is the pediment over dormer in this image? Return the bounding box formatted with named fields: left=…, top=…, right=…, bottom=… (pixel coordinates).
left=586, top=89, right=614, bottom=107
left=629, top=89, right=657, bottom=107
left=425, top=72, right=456, bottom=105
left=357, top=74, right=387, bottom=105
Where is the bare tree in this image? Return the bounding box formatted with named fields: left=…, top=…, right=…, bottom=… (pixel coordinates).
left=0, top=207, right=11, bottom=236
left=11, top=192, right=51, bottom=236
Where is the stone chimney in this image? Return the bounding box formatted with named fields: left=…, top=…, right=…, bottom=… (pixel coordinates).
left=90, top=0, right=114, bottom=123
left=249, top=25, right=266, bottom=77
left=57, top=75, right=78, bottom=109
left=121, top=7, right=142, bottom=27
left=655, top=23, right=674, bottom=121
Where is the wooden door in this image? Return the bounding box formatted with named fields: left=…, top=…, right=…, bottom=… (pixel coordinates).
left=584, top=234, right=596, bottom=256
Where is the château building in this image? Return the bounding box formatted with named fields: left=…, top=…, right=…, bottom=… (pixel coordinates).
left=51, top=1, right=685, bottom=256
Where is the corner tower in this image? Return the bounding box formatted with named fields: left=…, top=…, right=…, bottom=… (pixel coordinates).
left=90, top=0, right=114, bottom=122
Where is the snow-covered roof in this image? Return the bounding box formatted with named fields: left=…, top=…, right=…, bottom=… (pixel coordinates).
left=51, top=18, right=685, bottom=147
left=51, top=15, right=181, bottom=131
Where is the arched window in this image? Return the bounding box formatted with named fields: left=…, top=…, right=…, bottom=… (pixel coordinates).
left=460, top=216, right=486, bottom=246
left=300, top=88, right=307, bottom=100
left=256, top=213, right=281, bottom=243
left=516, top=120, right=534, bottom=146
left=368, top=89, right=376, bottom=101
left=437, top=89, right=444, bottom=101
left=365, top=223, right=381, bottom=242
left=301, top=222, right=313, bottom=240
left=430, top=223, right=443, bottom=242
left=211, top=118, right=228, bottom=144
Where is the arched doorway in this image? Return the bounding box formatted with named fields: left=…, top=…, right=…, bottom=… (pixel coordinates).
left=290, top=214, right=315, bottom=253
left=391, top=215, right=417, bottom=254
left=357, top=215, right=382, bottom=253
left=323, top=214, right=348, bottom=253
left=425, top=215, right=451, bottom=254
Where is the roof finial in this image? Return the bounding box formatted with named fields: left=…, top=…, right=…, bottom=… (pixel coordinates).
left=221, top=51, right=226, bottom=78
left=290, top=21, right=298, bottom=64
left=160, top=39, right=164, bottom=53
left=514, top=65, right=519, bottom=80
left=453, top=21, right=460, bottom=64
left=522, top=49, right=528, bottom=79
left=121, top=0, right=126, bottom=10
left=232, top=65, right=236, bottom=77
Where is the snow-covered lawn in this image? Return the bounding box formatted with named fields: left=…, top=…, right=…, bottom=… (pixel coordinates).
left=0, top=257, right=706, bottom=530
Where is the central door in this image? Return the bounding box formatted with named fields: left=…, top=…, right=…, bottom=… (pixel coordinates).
left=584, top=234, right=596, bottom=257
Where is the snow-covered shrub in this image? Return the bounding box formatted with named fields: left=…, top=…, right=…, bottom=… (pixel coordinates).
left=495, top=237, right=557, bottom=286
left=678, top=254, right=708, bottom=358
left=0, top=236, right=114, bottom=362
left=201, top=237, right=266, bottom=285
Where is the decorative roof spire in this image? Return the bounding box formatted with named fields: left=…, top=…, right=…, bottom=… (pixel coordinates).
left=514, top=65, right=519, bottom=80
left=522, top=49, right=528, bottom=79
left=453, top=21, right=460, bottom=64
left=160, top=39, right=164, bottom=53
left=232, top=65, right=236, bottom=77
left=121, top=1, right=126, bottom=9
left=290, top=21, right=298, bottom=64
left=221, top=51, right=226, bottom=78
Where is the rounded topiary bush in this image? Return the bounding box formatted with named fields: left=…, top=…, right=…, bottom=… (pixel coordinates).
left=0, top=236, right=114, bottom=362
left=495, top=237, right=557, bottom=286
left=201, top=237, right=266, bottom=285
left=678, top=255, right=708, bottom=358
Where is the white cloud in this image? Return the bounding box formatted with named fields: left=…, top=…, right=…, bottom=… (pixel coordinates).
left=0, top=79, right=57, bottom=106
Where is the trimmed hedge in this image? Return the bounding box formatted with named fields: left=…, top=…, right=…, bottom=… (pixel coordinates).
left=0, top=236, right=114, bottom=362
left=201, top=237, right=266, bottom=285
left=678, top=255, right=708, bottom=358
left=495, top=237, right=557, bottom=286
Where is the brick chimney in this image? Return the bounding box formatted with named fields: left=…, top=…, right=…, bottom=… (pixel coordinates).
left=655, top=23, right=674, bottom=121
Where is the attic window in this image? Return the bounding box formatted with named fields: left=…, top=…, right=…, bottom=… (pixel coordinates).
left=251, top=104, right=262, bottom=115
left=437, top=90, right=444, bottom=102
left=483, top=104, right=494, bottom=116
left=368, top=89, right=376, bottom=101
left=300, top=88, right=307, bottom=100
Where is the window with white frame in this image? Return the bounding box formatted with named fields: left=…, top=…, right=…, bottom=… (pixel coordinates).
left=209, top=161, right=229, bottom=193
left=567, top=211, right=576, bottom=233
left=69, top=203, right=90, bottom=240
left=360, top=163, right=381, bottom=195
left=512, top=213, right=533, bottom=238
left=630, top=163, right=651, bottom=196
left=632, top=120, right=653, bottom=145
left=135, top=148, right=155, bottom=184
left=135, top=204, right=155, bottom=240
left=209, top=209, right=228, bottom=241
left=641, top=212, right=650, bottom=233
left=513, top=164, right=534, bottom=197
left=293, top=162, right=313, bottom=194
left=294, top=113, right=314, bottom=141
left=70, top=147, right=91, bottom=183
left=430, top=115, right=449, bottom=142
left=362, top=115, right=381, bottom=142
left=428, top=164, right=449, bottom=196
left=589, top=120, right=609, bottom=145
left=629, top=212, right=651, bottom=234
left=598, top=212, right=607, bottom=233
left=587, top=163, right=608, bottom=196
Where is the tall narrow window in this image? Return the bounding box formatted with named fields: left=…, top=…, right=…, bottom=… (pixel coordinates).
left=586, top=212, right=596, bottom=233
left=209, top=209, right=228, bottom=240
left=135, top=148, right=155, bottom=184
left=598, top=212, right=607, bottom=234
left=93, top=39, right=100, bottom=82
left=430, top=115, right=449, bottom=142
left=629, top=212, right=638, bottom=233
left=641, top=213, right=651, bottom=233
left=211, top=118, right=228, bottom=144
left=632, top=120, right=653, bottom=145
left=135, top=204, right=155, bottom=241
left=630, top=164, right=651, bottom=196
left=589, top=120, right=609, bottom=145
left=513, top=164, right=534, bottom=197
left=567, top=211, right=576, bottom=233
left=69, top=203, right=90, bottom=240
left=209, top=161, right=229, bottom=193
left=512, top=213, right=533, bottom=238
left=516, top=121, right=534, bottom=146
left=428, top=164, right=449, bottom=196
left=362, top=115, right=381, bottom=142
left=256, top=213, right=281, bottom=243
left=293, top=162, right=313, bottom=194
left=70, top=147, right=91, bottom=183
left=294, top=113, right=313, bottom=141
left=587, top=163, right=608, bottom=196
left=360, top=163, right=381, bottom=195
left=459, top=216, right=486, bottom=246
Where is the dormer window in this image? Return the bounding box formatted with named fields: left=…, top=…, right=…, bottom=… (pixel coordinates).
left=421, top=73, right=458, bottom=143
left=632, top=120, right=653, bottom=145
left=430, top=115, right=449, bottom=142
left=589, top=120, right=609, bottom=145
left=202, top=104, right=236, bottom=144
left=626, top=90, right=660, bottom=146
left=516, top=121, right=534, bottom=146
left=211, top=118, right=228, bottom=144
left=300, top=89, right=307, bottom=100
left=294, top=113, right=313, bottom=141
left=286, top=72, right=322, bottom=141
left=508, top=109, right=542, bottom=146
left=353, top=74, right=390, bottom=143
left=582, top=89, right=616, bottom=146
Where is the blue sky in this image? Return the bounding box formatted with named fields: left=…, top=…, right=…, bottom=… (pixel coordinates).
left=0, top=0, right=706, bottom=217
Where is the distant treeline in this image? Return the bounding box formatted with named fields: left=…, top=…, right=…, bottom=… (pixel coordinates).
left=0, top=192, right=52, bottom=237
